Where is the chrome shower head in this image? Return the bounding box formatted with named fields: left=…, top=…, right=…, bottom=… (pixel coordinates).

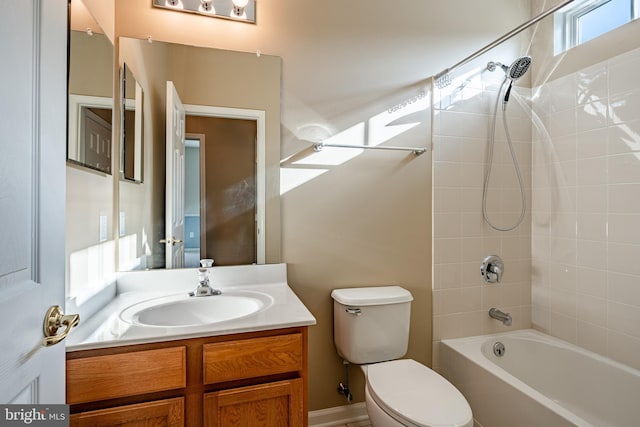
left=488, top=56, right=532, bottom=104
left=506, top=56, right=531, bottom=81
left=487, top=56, right=532, bottom=81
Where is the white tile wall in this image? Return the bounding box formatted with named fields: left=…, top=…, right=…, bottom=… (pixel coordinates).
left=531, top=47, right=640, bottom=370
left=432, top=67, right=532, bottom=370
left=433, top=46, right=640, bottom=373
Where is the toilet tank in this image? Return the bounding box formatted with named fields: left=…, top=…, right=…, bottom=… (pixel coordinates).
left=331, top=286, right=413, bottom=364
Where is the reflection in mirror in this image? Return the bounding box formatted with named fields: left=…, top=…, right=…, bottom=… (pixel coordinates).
left=118, top=37, right=280, bottom=272
left=68, top=94, right=112, bottom=174
left=68, top=29, right=113, bottom=174
left=183, top=110, right=261, bottom=267
left=67, top=0, right=117, bottom=305
left=121, top=64, right=143, bottom=182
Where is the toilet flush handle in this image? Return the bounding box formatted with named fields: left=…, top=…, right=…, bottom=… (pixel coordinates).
left=345, top=307, right=362, bottom=316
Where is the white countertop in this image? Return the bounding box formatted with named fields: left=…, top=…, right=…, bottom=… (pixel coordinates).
left=66, top=264, right=316, bottom=352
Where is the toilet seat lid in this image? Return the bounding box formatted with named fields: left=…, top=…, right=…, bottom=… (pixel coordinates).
left=366, top=359, right=472, bottom=427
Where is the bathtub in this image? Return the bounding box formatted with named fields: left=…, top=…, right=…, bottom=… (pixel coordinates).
left=441, top=329, right=640, bottom=427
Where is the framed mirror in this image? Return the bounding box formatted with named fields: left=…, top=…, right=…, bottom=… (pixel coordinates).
left=121, top=64, right=143, bottom=182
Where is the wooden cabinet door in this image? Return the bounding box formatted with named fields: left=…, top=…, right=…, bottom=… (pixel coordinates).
left=70, top=397, right=184, bottom=427
left=204, top=379, right=303, bottom=427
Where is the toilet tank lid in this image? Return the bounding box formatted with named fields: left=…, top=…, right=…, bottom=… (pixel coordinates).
left=331, top=286, right=413, bottom=306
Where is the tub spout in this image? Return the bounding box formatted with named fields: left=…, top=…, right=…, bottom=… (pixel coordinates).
left=489, top=308, right=512, bottom=326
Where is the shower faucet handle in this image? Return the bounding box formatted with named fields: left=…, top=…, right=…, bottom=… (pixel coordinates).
left=481, top=255, right=504, bottom=284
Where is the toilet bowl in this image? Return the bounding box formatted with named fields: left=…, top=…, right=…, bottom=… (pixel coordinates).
left=362, top=360, right=472, bottom=427
left=331, top=286, right=473, bottom=427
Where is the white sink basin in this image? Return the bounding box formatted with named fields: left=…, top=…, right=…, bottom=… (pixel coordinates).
left=120, top=291, right=272, bottom=327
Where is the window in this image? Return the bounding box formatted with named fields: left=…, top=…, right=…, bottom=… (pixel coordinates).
left=554, top=0, right=639, bottom=54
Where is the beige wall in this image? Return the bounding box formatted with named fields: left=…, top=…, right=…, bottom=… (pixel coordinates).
left=68, top=31, right=112, bottom=97
left=81, top=0, right=114, bottom=42
left=282, top=110, right=433, bottom=409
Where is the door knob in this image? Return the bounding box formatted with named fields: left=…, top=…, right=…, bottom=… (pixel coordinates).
left=160, top=237, right=184, bottom=246
left=42, top=305, right=80, bottom=347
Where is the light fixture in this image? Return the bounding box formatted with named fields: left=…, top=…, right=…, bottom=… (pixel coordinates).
left=153, top=0, right=256, bottom=23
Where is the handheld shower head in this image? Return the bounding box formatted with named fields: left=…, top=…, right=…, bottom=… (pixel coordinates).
left=487, top=56, right=532, bottom=80
left=506, top=56, right=531, bottom=81
left=488, top=56, right=532, bottom=103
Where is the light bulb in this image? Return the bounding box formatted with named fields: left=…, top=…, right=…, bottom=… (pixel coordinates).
left=231, top=0, right=249, bottom=19
left=165, top=0, right=183, bottom=8
left=199, top=0, right=215, bottom=13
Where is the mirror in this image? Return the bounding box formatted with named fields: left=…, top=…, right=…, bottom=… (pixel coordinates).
left=117, top=37, right=281, bottom=271
left=121, top=64, right=143, bottom=182
left=67, top=0, right=117, bottom=303
left=68, top=28, right=113, bottom=174
left=66, top=1, right=281, bottom=304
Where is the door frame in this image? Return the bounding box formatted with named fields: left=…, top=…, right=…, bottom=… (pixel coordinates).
left=183, top=105, right=266, bottom=265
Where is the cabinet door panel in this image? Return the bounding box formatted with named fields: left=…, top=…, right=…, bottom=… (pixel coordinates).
left=204, top=379, right=303, bottom=427
left=70, top=397, right=184, bottom=427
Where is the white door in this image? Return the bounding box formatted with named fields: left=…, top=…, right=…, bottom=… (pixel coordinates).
left=0, top=0, right=70, bottom=404
left=165, top=81, right=186, bottom=268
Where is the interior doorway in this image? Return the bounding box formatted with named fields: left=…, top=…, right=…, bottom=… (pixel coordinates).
left=184, top=114, right=258, bottom=266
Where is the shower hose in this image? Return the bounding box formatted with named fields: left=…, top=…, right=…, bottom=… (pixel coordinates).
left=482, top=77, right=527, bottom=232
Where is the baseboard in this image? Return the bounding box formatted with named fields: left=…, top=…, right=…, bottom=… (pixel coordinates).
left=308, top=402, right=369, bottom=427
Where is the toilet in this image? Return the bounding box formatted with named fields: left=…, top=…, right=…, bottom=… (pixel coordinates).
left=331, top=286, right=473, bottom=427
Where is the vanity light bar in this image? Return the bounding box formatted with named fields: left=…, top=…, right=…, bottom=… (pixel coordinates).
left=153, top=0, right=256, bottom=24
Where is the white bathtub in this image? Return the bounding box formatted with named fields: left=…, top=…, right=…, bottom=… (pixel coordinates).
left=441, top=329, right=640, bottom=427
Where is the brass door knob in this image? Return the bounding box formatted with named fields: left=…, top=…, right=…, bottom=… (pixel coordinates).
left=43, top=305, right=80, bottom=347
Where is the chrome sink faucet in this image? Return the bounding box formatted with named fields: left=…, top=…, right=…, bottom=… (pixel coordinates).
left=189, top=259, right=222, bottom=297
left=489, top=308, right=512, bottom=326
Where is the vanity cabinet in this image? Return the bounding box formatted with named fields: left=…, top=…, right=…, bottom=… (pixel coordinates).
left=66, top=327, right=308, bottom=426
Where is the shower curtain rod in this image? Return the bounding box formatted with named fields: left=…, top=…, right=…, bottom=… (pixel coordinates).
left=433, top=0, right=576, bottom=87
left=313, top=142, right=427, bottom=155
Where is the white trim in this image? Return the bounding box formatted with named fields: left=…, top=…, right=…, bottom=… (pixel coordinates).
left=183, top=104, right=266, bottom=265
left=308, top=402, right=369, bottom=427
